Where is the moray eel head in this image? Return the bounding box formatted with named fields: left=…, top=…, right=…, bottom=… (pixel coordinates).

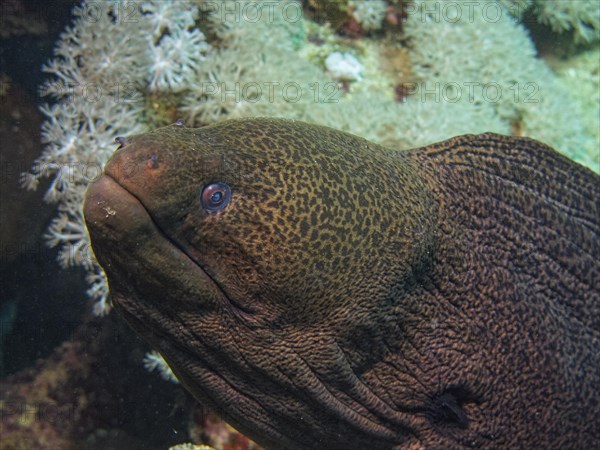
left=85, top=118, right=436, bottom=449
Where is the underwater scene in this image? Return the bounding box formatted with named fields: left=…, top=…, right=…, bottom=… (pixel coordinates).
left=1, top=1, right=598, bottom=449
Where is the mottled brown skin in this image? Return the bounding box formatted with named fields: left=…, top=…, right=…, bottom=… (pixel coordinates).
left=84, top=118, right=599, bottom=449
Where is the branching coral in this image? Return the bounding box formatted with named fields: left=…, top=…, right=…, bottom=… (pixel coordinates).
left=148, top=27, right=210, bottom=92
left=25, top=0, right=211, bottom=314
left=143, top=2, right=210, bottom=92
left=143, top=350, right=178, bottom=382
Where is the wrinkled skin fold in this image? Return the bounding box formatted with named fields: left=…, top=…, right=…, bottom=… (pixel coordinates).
left=84, top=118, right=599, bottom=449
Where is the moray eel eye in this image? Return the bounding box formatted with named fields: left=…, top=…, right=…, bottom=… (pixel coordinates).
left=201, top=182, right=231, bottom=211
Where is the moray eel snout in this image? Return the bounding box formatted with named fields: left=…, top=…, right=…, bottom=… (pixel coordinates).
left=84, top=118, right=599, bottom=449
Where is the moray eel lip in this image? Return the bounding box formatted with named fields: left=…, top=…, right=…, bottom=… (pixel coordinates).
left=84, top=173, right=167, bottom=244
left=84, top=174, right=227, bottom=311
left=84, top=174, right=133, bottom=232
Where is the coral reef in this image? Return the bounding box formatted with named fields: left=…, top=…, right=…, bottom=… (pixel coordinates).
left=143, top=350, right=177, bottom=383
left=143, top=2, right=210, bottom=92
left=0, top=314, right=196, bottom=450
left=305, top=0, right=350, bottom=29
left=169, top=445, right=215, bottom=450
left=21, top=0, right=211, bottom=314
left=180, top=0, right=326, bottom=124
left=24, top=0, right=599, bottom=317
left=187, top=409, right=261, bottom=450
left=554, top=46, right=600, bottom=163
left=534, top=0, right=600, bottom=44
left=324, top=51, right=364, bottom=80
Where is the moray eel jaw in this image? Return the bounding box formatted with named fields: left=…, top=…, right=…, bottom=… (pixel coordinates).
left=83, top=172, right=227, bottom=324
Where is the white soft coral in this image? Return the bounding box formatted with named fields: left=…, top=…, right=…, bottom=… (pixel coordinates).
left=141, top=0, right=197, bottom=37
left=27, top=0, right=214, bottom=314
left=143, top=0, right=210, bottom=92
left=148, top=28, right=210, bottom=92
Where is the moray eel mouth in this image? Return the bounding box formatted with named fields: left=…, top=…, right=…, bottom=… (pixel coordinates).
left=84, top=169, right=231, bottom=323
left=85, top=174, right=288, bottom=443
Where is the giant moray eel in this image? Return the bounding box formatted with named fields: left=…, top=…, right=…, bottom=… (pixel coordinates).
left=84, top=118, right=599, bottom=449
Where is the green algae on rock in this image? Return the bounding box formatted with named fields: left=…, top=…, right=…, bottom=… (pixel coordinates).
left=84, top=118, right=599, bottom=449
